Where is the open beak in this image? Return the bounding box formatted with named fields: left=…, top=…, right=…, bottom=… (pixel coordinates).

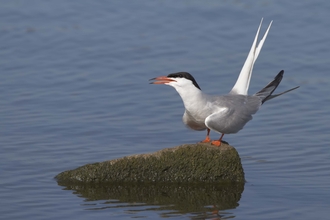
left=149, top=76, right=176, bottom=84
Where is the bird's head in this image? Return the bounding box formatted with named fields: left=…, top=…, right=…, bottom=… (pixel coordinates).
left=149, top=72, right=201, bottom=90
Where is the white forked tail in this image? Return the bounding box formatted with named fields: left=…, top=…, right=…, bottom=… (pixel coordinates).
left=230, top=18, right=273, bottom=95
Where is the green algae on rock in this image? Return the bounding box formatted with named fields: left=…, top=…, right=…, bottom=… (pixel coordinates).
left=55, top=143, right=245, bottom=183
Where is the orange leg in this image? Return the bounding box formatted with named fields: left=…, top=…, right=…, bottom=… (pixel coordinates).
left=211, top=133, right=224, bottom=147
left=201, top=128, right=211, bottom=143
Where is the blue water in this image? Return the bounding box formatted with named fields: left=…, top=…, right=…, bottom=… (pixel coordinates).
left=1, top=0, right=330, bottom=219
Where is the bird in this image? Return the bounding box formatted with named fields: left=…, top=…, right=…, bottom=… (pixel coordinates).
left=149, top=19, right=299, bottom=146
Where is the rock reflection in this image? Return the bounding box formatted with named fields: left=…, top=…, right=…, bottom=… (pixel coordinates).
left=58, top=182, right=244, bottom=219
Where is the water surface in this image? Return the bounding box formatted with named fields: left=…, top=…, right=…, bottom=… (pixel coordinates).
left=1, top=1, right=330, bottom=219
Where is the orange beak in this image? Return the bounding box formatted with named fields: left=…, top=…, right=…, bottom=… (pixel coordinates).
left=149, top=76, right=176, bottom=84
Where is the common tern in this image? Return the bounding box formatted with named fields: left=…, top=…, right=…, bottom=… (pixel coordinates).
left=150, top=19, right=299, bottom=146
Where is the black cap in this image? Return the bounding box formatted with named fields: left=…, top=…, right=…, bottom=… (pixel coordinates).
left=167, top=72, right=201, bottom=90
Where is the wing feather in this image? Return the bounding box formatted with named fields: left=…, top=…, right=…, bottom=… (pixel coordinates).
left=230, top=19, right=273, bottom=95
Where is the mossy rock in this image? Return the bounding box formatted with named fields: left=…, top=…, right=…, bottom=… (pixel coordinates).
left=55, top=143, right=245, bottom=183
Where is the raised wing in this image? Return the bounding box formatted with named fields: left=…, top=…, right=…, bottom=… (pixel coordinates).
left=230, top=19, right=273, bottom=95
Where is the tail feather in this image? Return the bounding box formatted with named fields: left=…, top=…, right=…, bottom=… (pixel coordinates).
left=263, top=86, right=300, bottom=102
left=254, top=70, right=299, bottom=104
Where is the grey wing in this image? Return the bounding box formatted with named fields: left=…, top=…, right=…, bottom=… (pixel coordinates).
left=205, top=96, right=261, bottom=134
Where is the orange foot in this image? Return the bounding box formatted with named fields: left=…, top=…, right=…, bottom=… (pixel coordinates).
left=211, top=140, right=221, bottom=147
left=201, top=136, right=211, bottom=143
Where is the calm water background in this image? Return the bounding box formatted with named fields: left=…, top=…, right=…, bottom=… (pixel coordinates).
left=1, top=0, right=329, bottom=219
